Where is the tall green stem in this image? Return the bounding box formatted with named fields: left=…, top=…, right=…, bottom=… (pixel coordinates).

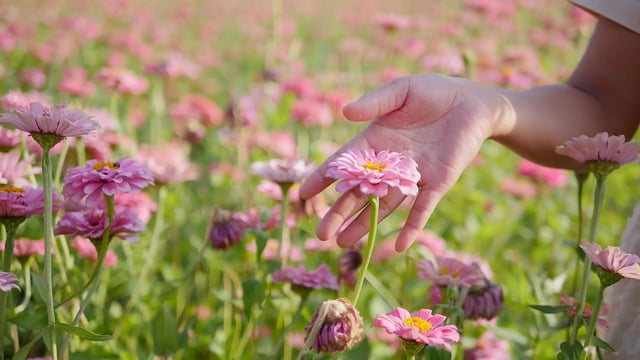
left=0, top=221, right=20, bottom=360
left=279, top=184, right=291, bottom=264
left=42, top=148, right=58, bottom=360
left=569, top=176, right=606, bottom=345
left=352, top=195, right=379, bottom=307
left=582, top=284, right=605, bottom=358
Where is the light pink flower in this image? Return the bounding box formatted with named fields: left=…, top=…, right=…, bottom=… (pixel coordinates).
left=1, top=238, right=45, bottom=258
left=580, top=242, right=640, bottom=281
left=251, top=158, right=315, bottom=185
left=272, top=263, right=340, bottom=291
left=0, top=102, right=100, bottom=137
left=0, top=150, right=40, bottom=186
left=0, top=127, right=22, bottom=149
left=326, top=148, right=420, bottom=198
left=517, top=159, right=567, bottom=188
left=559, top=294, right=611, bottom=330
left=62, top=158, right=154, bottom=205
left=0, top=91, right=50, bottom=111
left=0, top=271, right=19, bottom=292
left=417, top=256, right=485, bottom=288
left=245, top=238, right=303, bottom=262
left=373, top=307, right=460, bottom=350
left=134, top=141, right=199, bottom=185
left=97, top=67, right=149, bottom=95
left=555, top=132, right=640, bottom=165
left=464, top=331, right=510, bottom=360
left=70, top=236, right=118, bottom=267
left=290, top=98, right=333, bottom=128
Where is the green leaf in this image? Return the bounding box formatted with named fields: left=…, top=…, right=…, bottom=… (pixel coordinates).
left=8, top=307, right=48, bottom=330
left=529, top=304, right=572, bottom=314
left=342, top=338, right=370, bottom=359
left=242, top=278, right=266, bottom=319
left=592, top=335, right=616, bottom=352
left=421, top=345, right=452, bottom=360
left=248, top=229, right=269, bottom=265
left=55, top=322, right=112, bottom=341
left=151, top=304, right=179, bottom=356
left=31, top=273, right=48, bottom=305
left=12, top=332, right=42, bottom=360
left=558, top=341, right=583, bottom=360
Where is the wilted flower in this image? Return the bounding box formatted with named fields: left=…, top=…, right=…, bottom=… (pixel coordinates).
left=580, top=242, right=640, bottom=287
left=373, top=307, right=460, bottom=351
left=417, top=256, right=485, bottom=288
left=325, top=148, right=420, bottom=198
left=462, top=279, right=504, bottom=320
left=250, top=158, right=315, bottom=186
left=54, top=206, right=144, bottom=242
left=0, top=272, right=19, bottom=292
left=0, top=102, right=100, bottom=149
left=63, top=158, right=154, bottom=205
left=555, top=132, right=640, bottom=178
left=208, top=209, right=249, bottom=250
left=304, top=298, right=364, bottom=353
left=559, top=294, right=611, bottom=330
left=272, top=263, right=340, bottom=291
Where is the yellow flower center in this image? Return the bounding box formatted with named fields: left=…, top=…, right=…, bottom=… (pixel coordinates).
left=363, top=161, right=386, bottom=172
left=0, top=185, right=25, bottom=193
left=92, top=161, right=120, bottom=171
left=403, top=317, right=433, bottom=333
left=439, top=266, right=460, bottom=278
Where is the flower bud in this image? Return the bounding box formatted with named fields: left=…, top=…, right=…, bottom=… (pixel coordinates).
left=462, top=280, right=504, bottom=321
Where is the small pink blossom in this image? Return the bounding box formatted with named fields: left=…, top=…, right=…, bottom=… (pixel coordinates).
left=555, top=132, right=640, bottom=165
left=0, top=102, right=100, bottom=138
left=0, top=91, right=50, bottom=111
left=70, top=236, right=118, bottom=267
left=464, top=331, right=510, bottom=360
left=1, top=238, right=45, bottom=258
left=0, top=150, right=40, bottom=186
left=559, top=294, right=611, bottom=330
left=97, top=67, right=149, bottom=95
left=517, top=159, right=567, bottom=188
left=373, top=307, right=460, bottom=350
left=417, top=256, right=485, bottom=288
left=326, top=148, right=420, bottom=198
left=251, top=158, right=315, bottom=185
left=272, top=263, right=340, bottom=291
left=580, top=242, right=640, bottom=282
left=134, top=141, right=199, bottom=185
left=62, top=158, right=154, bottom=205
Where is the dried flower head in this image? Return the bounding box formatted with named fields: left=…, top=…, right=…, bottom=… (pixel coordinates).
left=325, top=148, right=420, bottom=198
left=304, top=298, right=364, bottom=353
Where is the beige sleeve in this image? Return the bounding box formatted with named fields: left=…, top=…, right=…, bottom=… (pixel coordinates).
left=571, top=0, right=640, bottom=34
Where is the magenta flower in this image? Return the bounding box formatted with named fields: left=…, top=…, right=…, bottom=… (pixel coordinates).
left=373, top=307, right=460, bottom=351
left=208, top=209, right=249, bottom=250
left=272, top=263, right=340, bottom=291
left=0, top=271, right=19, bottom=292
left=0, top=150, right=40, bottom=187
left=0, top=185, right=55, bottom=219
left=580, top=242, right=640, bottom=286
left=54, top=206, right=144, bottom=242
left=326, top=148, right=420, bottom=198
left=250, top=158, right=315, bottom=186
left=0, top=102, right=100, bottom=138
left=62, top=158, right=154, bottom=205
left=462, top=280, right=504, bottom=320
left=417, top=256, right=485, bottom=288
left=305, top=298, right=364, bottom=353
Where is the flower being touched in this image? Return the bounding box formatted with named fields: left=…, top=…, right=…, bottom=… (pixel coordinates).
left=63, top=158, right=154, bottom=205
left=0, top=271, right=20, bottom=292
left=272, top=264, right=340, bottom=292
left=580, top=242, right=640, bottom=287
left=304, top=298, right=364, bottom=353
left=325, top=148, right=420, bottom=197
left=373, top=307, right=460, bottom=351
left=250, top=158, right=315, bottom=186
left=555, top=132, right=640, bottom=178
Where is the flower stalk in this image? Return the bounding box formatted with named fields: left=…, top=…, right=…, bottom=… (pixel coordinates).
left=0, top=220, right=21, bottom=360
left=42, top=147, right=59, bottom=360
left=352, top=195, right=379, bottom=307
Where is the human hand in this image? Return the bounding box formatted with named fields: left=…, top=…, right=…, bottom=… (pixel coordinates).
left=300, top=74, right=504, bottom=252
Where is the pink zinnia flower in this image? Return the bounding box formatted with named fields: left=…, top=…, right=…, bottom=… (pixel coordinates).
left=54, top=206, right=145, bottom=242
left=70, top=236, right=118, bottom=267
left=62, top=158, right=154, bottom=205
left=272, top=263, right=340, bottom=291
left=417, top=256, right=486, bottom=288
left=555, top=132, right=640, bottom=177
left=580, top=242, right=640, bottom=286
left=0, top=91, right=50, bottom=111
left=134, top=142, right=199, bottom=185
left=326, top=148, right=420, bottom=198
left=373, top=307, right=460, bottom=350
left=559, top=294, right=611, bottom=330
left=1, top=238, right=45, bottom=259
left=251, top=158, right=315, bottom=186
left=464, top=331, right=510, bottom=360
left=0, top=185, right=51, bottom=218
left=517, top=159, right=567, bottom=188
left=0, top=102, right=100, bottom=138
left=0, top=271, right=19, bottom=292
left=0, top=127, right=22, bottom=150
left=97, top=67, right=149, bottom=95
left=0, top=150, right=40, bottom=187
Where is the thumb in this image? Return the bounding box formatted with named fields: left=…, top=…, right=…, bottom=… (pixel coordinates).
left=342, top=77, right=410, bottom=122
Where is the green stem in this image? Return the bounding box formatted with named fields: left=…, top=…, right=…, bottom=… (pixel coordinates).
left=569, top=176, right=606, bottom=345
left=58, top=195, right=115, bottom=357
left=14, top=261, right=32, bottom=313
left=279, top=184, right=291, bottom=264
left=0, top=222, right=19, bottom=360
left=352, top=195, right=379, bottom=307
left=568, top=172, right=587, bottom=341
left=42, top=148, right=58, bottom=360
left=582, top=284, right=605, bottom=358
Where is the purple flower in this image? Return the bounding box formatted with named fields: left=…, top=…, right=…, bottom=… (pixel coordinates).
left=325, top=148, right=420, bottom=198
left=462, top=280, right=504, bottom=320
left=0, top=271, right=20, bottom=292
left=208, top=209, right=249, bottom=250
left=272, top=264, right=340, bottom=291
left=0, top=150, right=40, bottom=187
left=305, top=298, right=364, bottom=353
left=62, top=158, right=154, bottom=205
left=0, top=185, right=56, bottom=218
left=54, top=206, right=144, bottom=242
left=0, top=102, right=100, bottom=138
left=373, top=307, right=460, bottom=351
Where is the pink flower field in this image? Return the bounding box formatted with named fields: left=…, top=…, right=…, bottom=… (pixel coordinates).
left=0, top=0, right=638, bottom=359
